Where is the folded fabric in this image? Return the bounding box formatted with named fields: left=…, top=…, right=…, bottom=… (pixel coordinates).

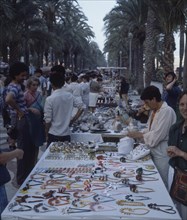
left=126, top=144, right=150, bottom=160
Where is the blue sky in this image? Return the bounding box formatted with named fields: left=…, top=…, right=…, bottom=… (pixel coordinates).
left=78, top=0, right=116, bottom=51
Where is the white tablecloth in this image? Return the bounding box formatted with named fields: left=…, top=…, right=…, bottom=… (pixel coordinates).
left=2, top=143, right=181, bottom=220
left=71, top=133, right=103, bottom=143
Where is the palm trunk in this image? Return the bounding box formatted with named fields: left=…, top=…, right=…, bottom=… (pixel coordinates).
left=9, top=41, right=20, bottom=65
left=182, top=32, right=187, bottom=90
left=179, top=25, right=185, bottom=81
left=162, top=33, right=175, bottom=73
left=144, top=6, right=156, bottom=87
left=137, top=44, right=144, bottom=92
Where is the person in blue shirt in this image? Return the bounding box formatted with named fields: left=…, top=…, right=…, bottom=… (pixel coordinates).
left=162, top=72, right=182, bottom=112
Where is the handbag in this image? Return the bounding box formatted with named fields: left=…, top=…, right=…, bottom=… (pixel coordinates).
left=0, top=164, right=11, bottom=186
left=170, top=167, right=187, bottom=206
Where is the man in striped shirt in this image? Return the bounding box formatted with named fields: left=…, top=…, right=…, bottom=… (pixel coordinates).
left=5, top=62, right=36, bottom=186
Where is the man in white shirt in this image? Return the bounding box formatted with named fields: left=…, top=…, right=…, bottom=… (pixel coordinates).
left=127, top=85, right=176, bottom=187
left=44, top=66, right=84, bottom=146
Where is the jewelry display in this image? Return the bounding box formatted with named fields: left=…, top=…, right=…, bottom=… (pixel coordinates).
left=4, top=141, right=178, bottom=219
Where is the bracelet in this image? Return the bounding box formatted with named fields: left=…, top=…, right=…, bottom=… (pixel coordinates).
left=33, top=203, right=58, bottom=213
left=113, top=171, right=134, bottom=179
left=125, top=195, right=151, bottom=201
left=144, top=164, right=155, bottom=170
left=90, top=203, right=116, bottom=212
left=121, top=178, right=144, bottom=187
left=48, top=196, right=69, bottom=206
left=15, top=195, right=44, bottom=203
left=130, top=184, right=154, bottom=193
left=41, top=179, right=74, bottom=189
left=8, top=202, right=32, bottom=212
left=120, top=207, right=150, bottom=215
left=93, top=194, right=115, bottom=203
left=42, top=190, right=55, bottom=199
left=136, top=167, right=157, bottom=175
left=148, top=203, right=176, bottom=214
left=20, top=183, right=30, bottom=193
left=136, top=174, right=158, bottom=182
left=116, top=200, right=145, bottom=206
left=66, top=207, right=92, bottom=214
left=120, top=157, right=134, bottom=163
left=30, top=173, right=48, bottom=180
left=73, top=191, right=96, bottom=198
left=72, top=198, right=92, bottom=208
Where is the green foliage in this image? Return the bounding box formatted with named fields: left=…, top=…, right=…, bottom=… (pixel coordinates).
left=155, top=69, right=165, bottom=82
left=0, top=0, right=105, bottom=70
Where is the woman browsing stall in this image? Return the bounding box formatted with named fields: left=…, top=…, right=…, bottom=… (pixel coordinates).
left=24, top=77, right=45, bottom=163
left=167, top=90, right=187, bottom=220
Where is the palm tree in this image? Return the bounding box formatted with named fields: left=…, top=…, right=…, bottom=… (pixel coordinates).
left=178, top=25, right=185, bottom=81
left=144, top=5, right=158, bottom=87
left=0, top=0, right=106, bottom=70
left=153, top=0, right=186, bottom=73
left=0, top=0, right=14, bottom=62
left=104, top=0, right=147, bottom=91
left=183, top=30, right=187, bottom=89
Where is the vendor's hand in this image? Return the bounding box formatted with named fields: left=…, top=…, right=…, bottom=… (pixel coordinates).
left=14, top=149, right=24, bottom=160
left=167, top=146, right=183, bottom=158
left=127, top=131, right=143, bottom=139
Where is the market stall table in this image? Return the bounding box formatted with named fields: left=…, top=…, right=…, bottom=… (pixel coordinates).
left=2, top=142, right=181, bottom=220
